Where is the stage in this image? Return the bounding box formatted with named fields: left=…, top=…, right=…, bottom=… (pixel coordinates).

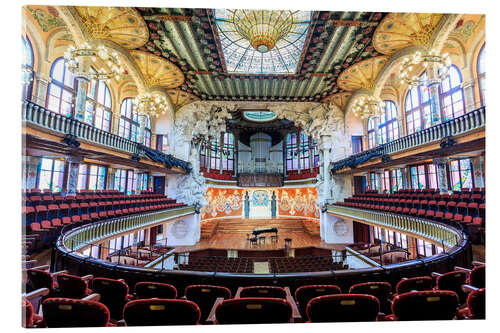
left=173, top=218, right=347, bottom=253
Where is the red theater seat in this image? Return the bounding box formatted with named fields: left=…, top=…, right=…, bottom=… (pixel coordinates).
left=123, top=299, right=201, bottom=326
left=457, top=288, right=485, bottom=320
left=239, top=286, right=287, bottom=299
left=395, top=276, right=433, bottom=295
left=388, top=290, right=459, bottom=321
left=294, top=285, right=341, bottom=318
left=134, top=281, right=177, bottom=299
left=184, top=285, right=232, bottom=322
left=348, top=282, right=392, bottom=314
left=306, top=294, right=379, bottom=322
left=42, top=298, right=112, bottom=327
left=90, top=277, right=132, bottom=320
left=55, top=273, right=93, bottom=299
left=215, top=297, right=293, bottom=324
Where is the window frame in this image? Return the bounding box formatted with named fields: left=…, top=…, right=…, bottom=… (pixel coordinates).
left=378, top=100, right=400, bottom=144
left=46, top=57, right=75, bottom=117
left=22, top=36, right=35, bottom=100
left=118, top=98, right=139, bottom=141
left=477, top=44, right=486, bottom=107
left=439, top=65, right=465, bottom=121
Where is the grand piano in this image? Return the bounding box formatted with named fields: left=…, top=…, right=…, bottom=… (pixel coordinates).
left=252, top=227, right=278, bottom=237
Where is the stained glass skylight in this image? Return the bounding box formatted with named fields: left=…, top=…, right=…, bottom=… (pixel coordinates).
left=243, top=110, right=277, bottom=122
left=214, top=9, right=312, bottom=74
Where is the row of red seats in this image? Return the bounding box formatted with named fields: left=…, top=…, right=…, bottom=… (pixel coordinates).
left=23, top=192, right=165, bottom=207
left=23, top=263, right=485, bottom=326
left=361, top=189, right=485, bottom=204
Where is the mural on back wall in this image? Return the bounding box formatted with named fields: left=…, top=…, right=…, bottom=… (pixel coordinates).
left=201, top=187, right=320, bottom=220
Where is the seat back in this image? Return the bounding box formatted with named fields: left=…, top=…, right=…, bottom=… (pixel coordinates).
left=123, top=299, right=200, bottom=326
left=396, top=276, right=433, bottom=294
left=306, top=294, right=379, bottom=322
left=295, top=285, right=341, bottom=317
left=239, top=286, right=286, bottom=299
left=467, top=288, right=485, bottom=319
left=436, top=271, right=467, bottom=299
left=184, top=285, right=232, bottom=321
left=27, top=269, right=54, bottom=291
left=391, top=290, right=458, bottom=320
left=56, top=274, right=88, bottom=299
left=42, top=298, right=110, bottom=327
left=469, top=265, right=485, bottom=289
left=134, top=281, right=177, bottom=299
left=348, top=282, right=392, bottom=314
left=91, top=277, right=129, bottom=320
left=215, top=297, right=292, bottom=324
left=22, top=299, right=34, bottom=328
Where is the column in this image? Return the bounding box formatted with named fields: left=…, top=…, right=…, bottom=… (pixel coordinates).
left=282, top=132, right=287, bottom=177
left=233, top=132, right=239, bottom=177
left=134, top=169, right=142, bottom=194
left=66, top=156, right=83, bottom=195
left=107, top=168, right=116, bottom=190
left=433, top=157, right=449, bottom=194
left=309, top=136, right=314, bottom=173
left=375, top=172, right=383, bottom=193
left=296, top=131, right=301, bottom=174
left=219, top=132, right=224, bottom=175
left=321, top=136, right=332, bottom=202
left=33, top=72, right=51, bottom=107
left=373, top=117, right=380, bottom=146
left=471, top=155, right=485, bottom=188
left=111, top=112, right=121, bottom=135
left=462, top=80, right=477, bottom=113
left=74, top=77, right=89, bottom=122
left=401, top=167, right=410, bottom=189
left=23, top=156, right=40, bottom=190
left=427, top=65, right=442, bottom=124
left=138, top=115, right=147, bottom=144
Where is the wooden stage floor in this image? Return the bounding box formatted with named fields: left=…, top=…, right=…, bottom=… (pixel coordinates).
left=173, top=218, right=346, bottom=253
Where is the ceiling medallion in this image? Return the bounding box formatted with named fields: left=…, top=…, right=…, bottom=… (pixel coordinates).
left=352, top=95, right=385, bottom=119
left=398, top=49, right=451, bottom=86
left=64, top=43, right=124, bottom=81
left=133, top=93, right=168, bottom=118
left=231, top=10, right=294, bottom=53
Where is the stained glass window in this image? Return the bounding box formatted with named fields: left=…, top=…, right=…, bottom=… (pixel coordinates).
left=440, top=65, right=464, bottom=121
left=214, top=9, right=312, bottom=74
left=22, top=36, right=34, bottom=100
left=378, top=101, right=400, bottom=144
left=286, top=133, right=298, bottom=171
left=77, top=164, right=88, bottom=190
left=390, top=169, right=403, bottom=192
left=300, top=133, right=310, bottom=170
left=221, top=132, right=234, bottom=171
left=119, top=98, right=139, bottom=142
left=382, top=170, right=390, bottom=193
left=477, top=44, right=485, bottom=107
left=427, top=164, right=438, bottom=189
left=38, top=158, right=65, bottom=192
left=143, top=115, right=151, bottom=147
left=404, top=73, right=430, bottom=135
left=88, top=165, right=106, bottom=191
left=126, top=170, right=137, bottom=195
left=114, top=169, right=127, bottom=193
left=449, top=158, right=473, bottom=190
left=47, top=58, right=74, bottom=117
left=368, top=117, right=377, bottom=148
left=410, top=165, right=427, bottom=189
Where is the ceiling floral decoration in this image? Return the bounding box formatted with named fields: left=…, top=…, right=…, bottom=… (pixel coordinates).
left=74, top=6, right=149, bottom=49
left=167, top=89, right=200, bottom=109
left=372, top=13, right=443, bottom=55
left=337, top=56, right=389, bottom=91
left=130, top=50, right=185, bottom=88
left=321, top=92, right=353, bottom=110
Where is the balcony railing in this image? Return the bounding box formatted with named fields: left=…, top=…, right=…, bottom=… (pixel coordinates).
left=22, top=100, right=190, bottom=172
left=60, top=205, right=195, bottom=251
left=331, top=106, right=485, bottom=173
left=326, top=204, right=463, bottom=249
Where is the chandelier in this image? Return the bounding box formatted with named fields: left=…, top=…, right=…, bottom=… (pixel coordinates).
left=64, top=43, right=124, bottom=81
left=352, top=96, right=385, bottom=119
left=399, top=49, right=452, bottom=86
left=231, top=10, right=294, bottom=53
left=133, top=93, right=168, bottom=118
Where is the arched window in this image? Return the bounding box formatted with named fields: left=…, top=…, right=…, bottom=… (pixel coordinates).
left=477, top=44, right=485, bottom=106
left=46, top=58, right=75, bottom=117
left=85, top=77, right=112, bottom=131
left=404, top=72, right=431, bottom=135
left=299, top=133, right=310, bottom=169
left=378, top=101, right=399, bottom=144
left=440, top=65, right=465, bottom=121
left=22, top=36, right=34, bottom=100
left=221, top=132, right=234, bottom=171
left=143, top=115, right=151, bottom=147
left=367, top=117, right=377, bottom=148
left=118, top=98, right=139, bottom=141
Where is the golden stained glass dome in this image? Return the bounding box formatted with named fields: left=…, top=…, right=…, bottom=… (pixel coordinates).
left=337, top=56, right=389, bottom=92
left=372, top=13, right=444, bottom=55
left=130, top=50, right=184, bottom=89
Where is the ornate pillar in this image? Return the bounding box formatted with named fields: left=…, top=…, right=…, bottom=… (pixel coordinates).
left=33, top=72, right=51, bottom=107
left=138, top=114, right=147, bottom=144
left=428, top=65, right=442, bottom=124
left=471, top=155, right=485, bottom=188
left=111, top=112, right=121, bottom=135
left=309, top=136, right=314, bottom=173
left=282, top=131, right=287, bottom=177
left=401, top=167, right=410, bottom=189
left=219, top=132, right=224, bottom=175
left=462, top=80, right=477, bottom=113
left=134, top=169, right=142, bottom=194
left=296, top=131, right=301, bottom=174
left=107, top=168, right=116, bottom=190
left=23, top=156, right=40, bottom=190
left=66, top=156, right=83, bottom=195
left=373, top=117, right=380, bottom=146
left=375, top=172, right=383, bottom=193
left=233, top=132, right=239, bottom=177
left=74, top=77, right=89, bottom=122
left=433, top=157, right=449, bottom=194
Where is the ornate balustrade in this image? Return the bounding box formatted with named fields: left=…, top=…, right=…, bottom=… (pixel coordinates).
left=60, top=206, right=195, bottom=251
left=331, top=107, right=485, bottom=173
left=22, top=100, right=190, bottom=171
left=326, top=204, right=462, bottom=249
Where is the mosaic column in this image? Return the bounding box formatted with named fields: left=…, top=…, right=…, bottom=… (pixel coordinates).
left=134, top=169, right=142, bottom=194
left=375, top=172, right=383, bottom=193
left=433, top=157, right=449, bottom=194
left=233, top=132, right=239, bottom=177
left=138, top=114, right=147, bottom=144
left=107, top=168, right=116, bottom=190
left=471, top=156, right=485, bottom=188
left=462, top=80, right=477, bottom=113
left=219, top=132, right=224, bottom=175
left=66, top=156, right=83, bottom=195
left=282, top=134, right=287, bottom=177
left=296, top=130, right=301, bottom=174
left=74, top=77, right=89, bottom=122
left=401, top=167, right=410, bottom=189
left=23, top=156, right=40, bottom=190
left=373, top=117, right=380, bottom=146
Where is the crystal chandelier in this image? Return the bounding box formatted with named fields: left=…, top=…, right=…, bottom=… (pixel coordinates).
left=352, top=95, right=385, bottom=119
left=231, top=10, right=294, bottom=53
left=399, top=49, right=452, bottom=86
left=133, top=93, right=168, bottom=118
left=64, top=43, right=124, bottom=81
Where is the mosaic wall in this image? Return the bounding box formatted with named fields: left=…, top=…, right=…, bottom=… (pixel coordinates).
left=201, top=187, right=320, bottom=220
